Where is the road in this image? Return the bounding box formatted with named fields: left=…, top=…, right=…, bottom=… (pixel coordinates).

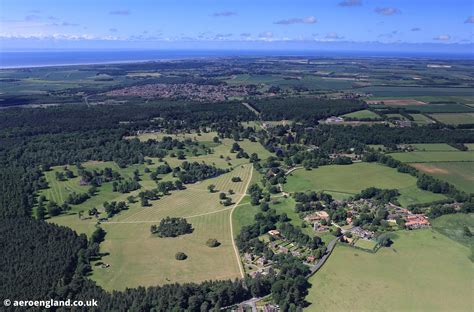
left=229, top=164, right=253, bottom=279
left=307, top=237, right=339, bottom=277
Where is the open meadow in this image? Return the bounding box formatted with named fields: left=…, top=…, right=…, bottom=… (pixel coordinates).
left=390, top=151, right=474, bottom=163
left=411, top=162, right=474, bottom=193
left=306, top=228, right=474, bottom=312
left=51, top=164, right=252, bottom=290
left=284, top=163, right=446, bottom=206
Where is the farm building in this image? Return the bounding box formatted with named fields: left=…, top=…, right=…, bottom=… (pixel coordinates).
left=405, top=214, right=430, bottom=229
left=304, top=211, right=330, bottom=223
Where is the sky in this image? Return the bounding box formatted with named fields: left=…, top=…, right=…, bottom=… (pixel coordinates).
left=0, top=0, right=473, bottom=53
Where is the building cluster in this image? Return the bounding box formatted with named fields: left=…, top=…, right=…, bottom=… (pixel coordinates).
left=387, top=205, right=431, bottom=229
left=106, top=83, right=260, bottom=102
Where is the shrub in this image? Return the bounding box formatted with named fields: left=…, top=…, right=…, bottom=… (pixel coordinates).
left=175, top=252, right=188, bottom=260
left=206, top=238, right=220, bottom=248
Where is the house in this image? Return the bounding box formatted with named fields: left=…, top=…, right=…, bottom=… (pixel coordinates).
left=256, top=257, right=266, bottom=266
left=346, top=217, right=353, bottom=225
left=263, top=304, right=280, bottom=312
left=244, top=253, right=253, bottom=263
left=306, top=255, right=317, bottom=263
left=268, top=229, right=281, bottom=237
left=326, top=116, right=344, bottom=123
left=278, top=246, right=289, bottom=254
left=405, top=214, right=430, bottom=229
left=348, top=226, right=374, bottom=239
left=305, top=211, right=330, bottom=223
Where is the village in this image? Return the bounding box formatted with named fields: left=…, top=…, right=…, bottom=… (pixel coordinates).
left=241, top=196, right=432, bottom=280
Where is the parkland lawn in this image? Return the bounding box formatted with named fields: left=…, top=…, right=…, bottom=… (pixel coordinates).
left=51, top=164, right=253, bottom=290
left=306, top=228, right=474, bottom=312
left=284, top=163, right=445, bottom=206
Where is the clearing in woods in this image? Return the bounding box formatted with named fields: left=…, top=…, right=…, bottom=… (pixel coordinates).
left=94, top=164, right=252, bottom=290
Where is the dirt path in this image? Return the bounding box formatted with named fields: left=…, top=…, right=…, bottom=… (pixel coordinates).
left=229, top=164, right=253, bottom=278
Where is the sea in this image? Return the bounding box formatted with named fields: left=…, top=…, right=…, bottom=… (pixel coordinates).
left=1, top=49, right=473, bottom=69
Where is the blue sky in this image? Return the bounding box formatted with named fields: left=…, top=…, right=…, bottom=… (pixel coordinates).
left=1, top=0, right=473, bottom=52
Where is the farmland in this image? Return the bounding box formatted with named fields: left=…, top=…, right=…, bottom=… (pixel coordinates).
left=284, top=163, right=446, bottom=206
left=390, top=151, right=474, bottom=163
left=411, top=162, right=474, bottom=193
left=429, top=113, right=474, bottom=125
left=306, top=229, right=474, bottom=312
left=341, top=109, right=381, bottom=120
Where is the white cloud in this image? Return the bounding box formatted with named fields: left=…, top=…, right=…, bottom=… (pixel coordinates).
left=433, top=34, right=451, bottom=41
left=325, top=32, right=344, bottom=40
left=339, top=0, right=362, bottom=7
left=375, top=7, right=401, bottom=16
left=212, top=11, right=237, bottom=17
left=274, top=16, right=317, bottom=25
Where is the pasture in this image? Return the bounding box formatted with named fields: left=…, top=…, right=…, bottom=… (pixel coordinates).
left=409, top=114, right=435, bottom=125
left=341, top=109, right=381, bottom=120
left=306, top=229, right=474, bottom=312
left=429, top=113, right=474, bottom=125
left=390, top=151, right=474, bottom=163
left=284, top=163, right=446, bottom=206
left=410, top=143, right=458, bottom=151
left=51, top=164, right=253, bottom=290
left=411, top=162, right=474, bottom=193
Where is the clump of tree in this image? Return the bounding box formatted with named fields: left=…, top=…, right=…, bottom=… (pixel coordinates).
left=103, top=201, right=128, bottom=218
left=231, top=176, right=242, bottom=182
left=151, top=217, right=193, bottom=237
left=175, top=252, right=188, bottom=260
left=112, top=179, right=141, bottom=193
left=65, top=192, right=90, bottom=205
left=206, top=238, right=220, bottom=248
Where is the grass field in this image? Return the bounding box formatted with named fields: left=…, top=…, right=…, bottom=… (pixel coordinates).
left=409, top=114, right=435, bottom=125
left=431, top=214, right=474, bottom=261
left=390, top=151, right=474, bottom=163
left=429, top=113, right=474, bottom=125
left=342, top=109, right=381, bottom=120
left=284, top=163, right=446, bottom=206
left=44, top=138, right=263, bottom=290
left=410, top=143, right=459, bottom=152
left=51, top=164, right=253, bottom=290
left=411, top=162, right=474, bottom=193
left=306, top=229, right=474, bottom=312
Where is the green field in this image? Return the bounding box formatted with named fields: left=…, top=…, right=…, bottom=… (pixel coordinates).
left=284, top=163, right=446, bottom=206
left=51, top=164, right=253, bottom=290
left=411, top=162, right=474, bottom=193
left=390, top=151, right=474, bottom=163
left=342, top=109, right=381, bottom=120
left=410, top=143, right=459, bottom=152
left=409, top=114, right=435, bottom=125
left=43, top=137, right=268, bottom=290
left=306, top=229, right=474, bottom=312
left=431, top=213, right=474, bottom=252
left=429, top=113, right=474, bottom=125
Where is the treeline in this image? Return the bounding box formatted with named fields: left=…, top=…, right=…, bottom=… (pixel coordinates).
left=251, top=97, right=366, bottom=122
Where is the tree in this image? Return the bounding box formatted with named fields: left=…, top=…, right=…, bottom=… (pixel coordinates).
left=36, top=205, right=46, bottom=220
left=90, top=227, right=106, bottom=244
left=175, top=252, right=188, bottom=260
left=206, top=238, right=220, bottom=248
left=219, top=192, right=227, bottom=200
left=463, top=226, right=472, bottom=237
left=207, top=184, right=216, bottom=193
